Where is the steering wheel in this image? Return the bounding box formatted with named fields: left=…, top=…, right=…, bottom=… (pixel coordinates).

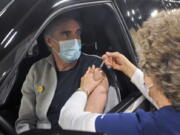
left=0, top=116, right=16, bottom=135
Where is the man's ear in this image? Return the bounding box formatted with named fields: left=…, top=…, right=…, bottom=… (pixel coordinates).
left=44, top=35, right=53, bottom=48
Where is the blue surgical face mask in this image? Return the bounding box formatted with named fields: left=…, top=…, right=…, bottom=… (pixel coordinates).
left=54, top=39, right=81, bottom=63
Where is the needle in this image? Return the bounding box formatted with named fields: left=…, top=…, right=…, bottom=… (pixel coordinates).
left=100, top=61, right=104, bottom=68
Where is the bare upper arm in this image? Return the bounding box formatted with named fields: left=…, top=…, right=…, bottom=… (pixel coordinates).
left=85, top=76, right=109, bottom=113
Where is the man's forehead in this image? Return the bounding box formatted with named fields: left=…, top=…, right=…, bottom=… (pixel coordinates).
left=56, top=19, right=81, bottom=31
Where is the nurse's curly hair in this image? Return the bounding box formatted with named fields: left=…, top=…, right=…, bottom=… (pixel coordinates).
left=137, top=9, right=180, bottom=110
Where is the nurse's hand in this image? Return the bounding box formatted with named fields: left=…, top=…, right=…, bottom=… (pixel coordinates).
left=102, top=52, right=137, bottom=78
left=80, top=65, right=105, bottom=95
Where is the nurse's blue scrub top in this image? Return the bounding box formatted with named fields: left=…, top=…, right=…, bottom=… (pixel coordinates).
left=96, top=106, right=180, bottom=135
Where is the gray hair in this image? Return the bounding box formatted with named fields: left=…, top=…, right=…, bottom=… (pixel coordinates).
left=137, top=9, right=180, bottom=110
left=44, top=15, right=81, bottom=37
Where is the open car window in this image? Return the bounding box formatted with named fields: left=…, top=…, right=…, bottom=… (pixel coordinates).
left=32, top=5, right=140, bottom=113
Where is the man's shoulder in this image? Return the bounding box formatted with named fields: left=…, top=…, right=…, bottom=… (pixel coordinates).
left=30, top=56, right=51, bottom=70
left=75, top=53, right=102, bottom=75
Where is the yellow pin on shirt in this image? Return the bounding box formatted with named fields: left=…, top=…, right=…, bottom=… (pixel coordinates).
left=37, top=86, right=44, bottom=93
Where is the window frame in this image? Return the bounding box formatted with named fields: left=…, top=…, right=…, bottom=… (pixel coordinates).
left=0, top=0, right=14, bottom=12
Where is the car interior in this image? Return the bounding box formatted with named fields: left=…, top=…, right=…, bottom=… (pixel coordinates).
left=0, top=5, right=146, bottom=134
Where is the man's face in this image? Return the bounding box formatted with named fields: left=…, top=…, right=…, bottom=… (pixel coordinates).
left=46, top=19, right=81, bottom=52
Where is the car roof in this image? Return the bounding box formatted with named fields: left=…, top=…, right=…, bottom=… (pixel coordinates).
left=0, top=0, right=111, bottom=41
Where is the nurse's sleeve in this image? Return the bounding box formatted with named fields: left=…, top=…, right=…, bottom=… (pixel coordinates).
left=95, top=112, right=141, bottom=135
left=59, top=91, right=100, bottom=132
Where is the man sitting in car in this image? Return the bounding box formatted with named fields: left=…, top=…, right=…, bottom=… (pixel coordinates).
left=15, top=14, right=109, bottom=134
